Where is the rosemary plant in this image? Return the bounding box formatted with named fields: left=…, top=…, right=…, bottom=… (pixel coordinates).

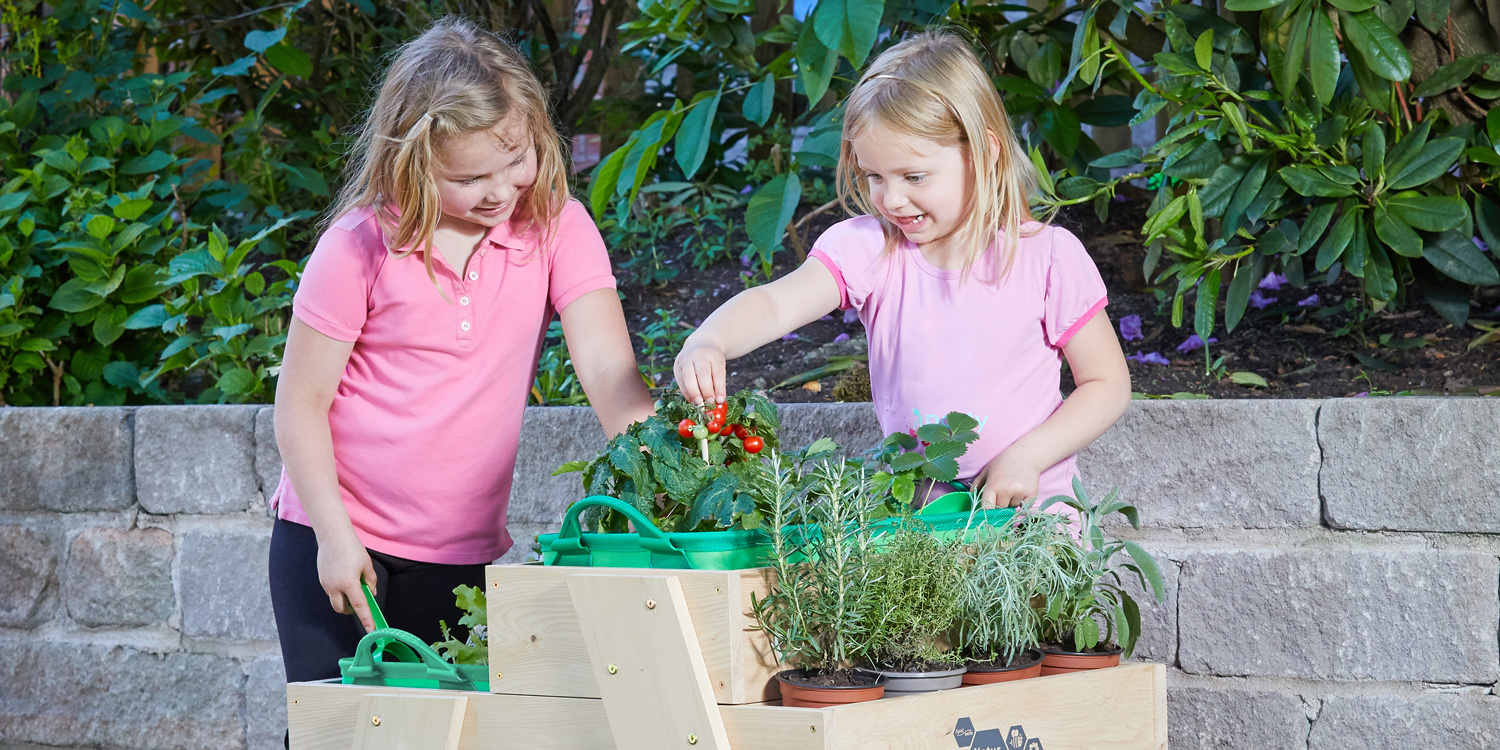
left=750, top=453, right=885, bottom=677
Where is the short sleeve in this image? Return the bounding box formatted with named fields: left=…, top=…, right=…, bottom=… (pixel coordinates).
left=808, top=216, right=889, bottom=312
left=1042, top=226, right=1109, bottom=348
left=292, top=211, right=385, bottom=342
left=546, top=201, right=617, bottom=312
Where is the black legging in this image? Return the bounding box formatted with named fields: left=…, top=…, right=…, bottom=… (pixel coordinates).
left=267, top=518, right=488, bottom=684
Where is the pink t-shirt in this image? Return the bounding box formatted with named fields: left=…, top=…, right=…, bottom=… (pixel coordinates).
left=270, top=200, right=615, bottom=564
left=810, top=216, right=1108, bottom=504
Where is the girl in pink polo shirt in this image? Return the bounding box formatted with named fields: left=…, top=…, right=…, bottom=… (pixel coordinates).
left=676, top=30, right=1131, bottom=513
left=268, top=19, right=654, bottom=686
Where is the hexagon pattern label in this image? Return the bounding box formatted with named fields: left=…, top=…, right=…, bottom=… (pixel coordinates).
left=953, top=717, right=1043, bottom=750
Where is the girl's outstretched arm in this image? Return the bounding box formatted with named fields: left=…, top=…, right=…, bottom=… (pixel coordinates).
left=674, top=259, right=843, bottom=405
left=274, top=317, right=378, bottom=633
left=974, top=312, right=1133, bottom=509
left=560, top=288, right=657, bottom=436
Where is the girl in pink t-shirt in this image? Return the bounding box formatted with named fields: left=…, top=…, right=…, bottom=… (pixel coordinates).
left=676, top=30, right=1131, bottom=512
left=268, top=19, right=653, bottom=686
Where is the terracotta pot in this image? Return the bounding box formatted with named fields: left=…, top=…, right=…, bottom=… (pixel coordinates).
left=860, top=664, right=967, bottom=697
left=775, top=669, right=885, bottom=708
left=1039, top=646, right=1123, bottom=675
left=961, top=648, right=1044, bottom=685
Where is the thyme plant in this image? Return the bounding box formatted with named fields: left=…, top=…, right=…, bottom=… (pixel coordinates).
left=862, top=521, right=966, bottom=671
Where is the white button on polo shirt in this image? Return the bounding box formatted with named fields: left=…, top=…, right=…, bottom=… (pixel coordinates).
left=460, top=296, right=470, bottom=306
left=468, top=271, right=479, bottom=281
left=460, top=320, right=471, bottom=331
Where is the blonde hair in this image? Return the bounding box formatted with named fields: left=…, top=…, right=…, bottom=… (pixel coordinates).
left=328, top=17, right=570, bottom=284
left=837, top=30, right=1044, bottom=281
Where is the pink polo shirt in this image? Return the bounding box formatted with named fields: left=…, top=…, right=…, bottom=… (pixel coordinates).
left=270, top=200, right=615, bottom=564
left=810, top=216, right=1107, bottom=504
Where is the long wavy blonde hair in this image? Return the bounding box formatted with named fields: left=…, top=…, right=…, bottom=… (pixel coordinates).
left=327, top=17, right=570, bottom=284
left=837, top=30, right=1045, bottom=282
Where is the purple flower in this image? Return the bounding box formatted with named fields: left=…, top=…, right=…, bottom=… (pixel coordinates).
left=843, top=308, right=860, bottom=324
left=740, top=254, right=752, bottom=268
left=1118, top=314, right=1144, bottom=342
left=1258, top=272, right=1288, bottom=291
left=1127, top=350, right=1170, bottom=366
left=1475, top=236, right=1490, bottom=253
left=1353, top=391, right=1369, bottom=398
left=1297, top=294, right=1321, bottom=307
left=740, top=185, right=754, bottom=195
left=832, top=333, right=850, bottom=344
left=1175, top=334, right=1218, bottom=353
left=1249, top=290, right=1276, bottom=309
left=781, top=333, right=800, bottom=341
left=819, top=315, right=833, bottom=321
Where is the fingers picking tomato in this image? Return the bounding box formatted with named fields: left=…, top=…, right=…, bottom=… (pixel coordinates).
left=743, top=436, right=764, bottom=453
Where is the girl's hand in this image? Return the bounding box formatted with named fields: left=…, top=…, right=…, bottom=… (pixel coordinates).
left=973, top=449, right=1044, bottom=510
left=674, top=341, right=728, bottom=406
left=316, top=529, right=378, bottom=633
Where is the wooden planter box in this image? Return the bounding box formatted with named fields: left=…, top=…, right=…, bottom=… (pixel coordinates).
left=485, top=564, right=781, bottom=704
left=286, top=566, right=1167, bottom=749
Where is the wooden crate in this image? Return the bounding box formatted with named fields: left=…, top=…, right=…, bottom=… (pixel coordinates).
left=286, top=663, right=1165, bottom=749
left=485, top=563, right=782, bottom=704
left=287, top=569, right=1166, bottom=749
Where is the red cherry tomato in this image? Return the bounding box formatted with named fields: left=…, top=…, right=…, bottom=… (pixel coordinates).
left=743, top=436, right=764, bottom=453
left=712, top=403, right=728, bottom=420
left=706, top=419, right=723, bottom=434
left=678, top=419, right=696, bottom=439
left=733, top=425, right=750, bottom=439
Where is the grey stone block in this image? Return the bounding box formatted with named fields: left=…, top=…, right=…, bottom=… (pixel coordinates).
left=1168, top=686, right=1309, bottom=750
left=1179, top=549, right=1499, bottom=682
left=1321, top=398, right=1500, bottom=532
left=178, top=527, right=277, bottom=641
left=499, top=523, right=550, bottom=564
left=1121, top=544, right=1178, bottom=665
left=0, top=407, right=133, bottom=512
left=255, top=406, right=282, bottom=511
left=64, top=527, right=175, bottom=627
left=0, top=525, right=58, bottom=629
left=246, top=655, right=288, bottom=750
left=1079, top=399, right=1322, bottom=528
left=1310, top=693, right=1500, bottom=749
left=135, top=405, right=260, bottom=515
left=509, top=407, right=609, bottom=525
left=0, top=643, right=244, bottom=749
left=777, top=403, right=884, bottom=457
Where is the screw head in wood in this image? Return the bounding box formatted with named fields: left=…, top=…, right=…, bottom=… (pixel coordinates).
left=810, top=725, right=817, bottom=733
left=608, top=664, right=618, bottom=675
left=688, top=734, right=698, bottom=745
left=371, top=716, right=381, bottom=727
left=646, top=598, right=657, bottom=609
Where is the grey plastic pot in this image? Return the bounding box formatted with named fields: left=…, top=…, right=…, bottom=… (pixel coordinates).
left=860, top=664, right=967, bottom=697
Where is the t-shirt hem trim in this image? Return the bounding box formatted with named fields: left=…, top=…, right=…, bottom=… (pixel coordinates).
left=292, top=305, right=360, bottom=343
left=808, top=248, right=851, bottom=309
left=552, top=276, right=617, bottom=313
left=1055, top=296, right=1108, bottom=349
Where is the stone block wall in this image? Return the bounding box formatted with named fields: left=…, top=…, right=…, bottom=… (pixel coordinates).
left=1, top=398, right=1497, bottom=749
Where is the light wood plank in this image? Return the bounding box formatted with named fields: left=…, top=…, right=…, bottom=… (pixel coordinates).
left=486, top=564, right=781, bottom=703
left=352, top=693, right=466, bottom=750
left=720, top=703, right=831, bottom=750
left=822, top=662, right=1166, bottom=750
left=567, top=573, right=731, bottom=750
left=287, top=682, right=614, bottom=750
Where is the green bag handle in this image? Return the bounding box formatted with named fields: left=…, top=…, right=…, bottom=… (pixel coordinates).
left=550, top=495, right=691, bottom=568
left=360, top=581, right=420, bottom=664
left=344, top=627, right=476, bottom=691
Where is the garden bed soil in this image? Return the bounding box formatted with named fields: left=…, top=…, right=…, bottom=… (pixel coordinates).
left=616, top=198, right=1500, bottom=401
